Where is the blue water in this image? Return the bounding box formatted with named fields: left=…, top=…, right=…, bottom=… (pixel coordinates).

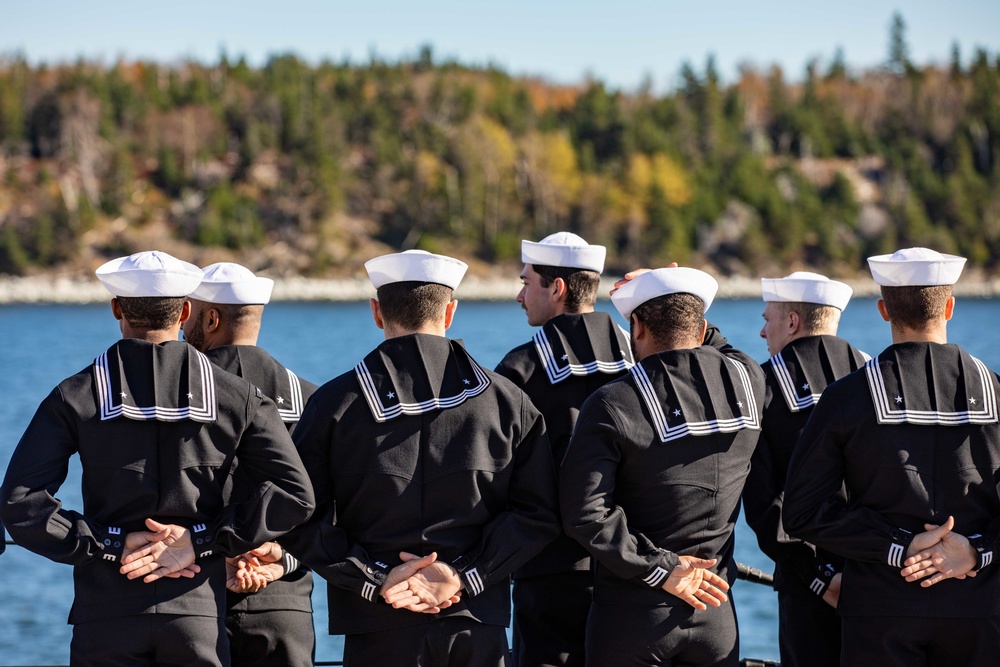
left=1, top=297, right=997, bottom=664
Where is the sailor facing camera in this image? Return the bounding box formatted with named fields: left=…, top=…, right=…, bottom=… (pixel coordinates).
left=784, top=248, right=1000, bottom=666
left=0, top=251, right=315, bottom=667
left=560, top=267, right=765, bottom=667
left=282, top=250, right=559, bottom=667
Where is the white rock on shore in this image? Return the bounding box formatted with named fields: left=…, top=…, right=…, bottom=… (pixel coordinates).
left=2, top=274, right=999, bottom=305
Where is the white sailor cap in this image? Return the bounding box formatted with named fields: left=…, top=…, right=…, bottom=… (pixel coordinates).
left=867, top=247, right=967, bottom=287
left=189, top=262, right=274, bottom=305
left=611, top=267, right=719, bottom=320
left=521, top=232, right=606, bottom=273
left=365, top=250, right=468, bottom=290
left=761, top=271, right=853, bottom=310
left=96, top=250, right=203, bottom=298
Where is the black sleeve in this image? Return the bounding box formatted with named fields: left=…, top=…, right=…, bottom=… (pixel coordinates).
left=451, top=396, right=560, bottom=596
left=783, top=389, right=914, bottom=568
left=0, top=388, right=124, bottom=566
left=560, top=394, right=680, bottom=588
left=280, top=393, right=394, bottom=603
left=494, top=350, right=527, bottom=385
left=196, top=389, right=315, bottom=559
left=745, top=424, right=838, bottom=593
left=702, top=321, right=733, bottom=353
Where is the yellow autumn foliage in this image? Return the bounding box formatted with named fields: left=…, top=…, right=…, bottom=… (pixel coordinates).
left=626, top=153, right=692, bottom=208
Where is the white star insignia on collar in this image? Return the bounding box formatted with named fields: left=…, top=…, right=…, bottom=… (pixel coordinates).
left=802, top=383, right=810, bottom=391
left=276, top=396, right=285, bottom=404
left=736, top=401, right=743, bottom=409
left=463, top=379, right=471, bottom=385
left=386, top=391, right=395, bottom=399
left=561, top=354, right=568, bottom=361
left=970, top=397, right=977, bottom=405
left=673, top=409, right=682, bottom=417
left=120, top=392, right=127, bottom=399
left=187, top=392, right=194, bottom=400
left=895, top=395, right=903, bottom=404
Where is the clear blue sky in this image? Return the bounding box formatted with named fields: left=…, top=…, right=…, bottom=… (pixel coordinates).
left=2, top=0, right=998, bottom=90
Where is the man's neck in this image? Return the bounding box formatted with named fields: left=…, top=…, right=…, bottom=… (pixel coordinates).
left=205, top=332, right=260, bottom=350
left=891, top=328, right=948, bottom=345
left=383, top=323, right=447, bottom=340
left=554, top=304, right=595, bottom=319
left=636, top=338, right=700, bottom=362
left=123, top=329, right=179, bottom=344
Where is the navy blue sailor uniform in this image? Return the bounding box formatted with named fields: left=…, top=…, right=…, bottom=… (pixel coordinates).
left=204, top=344, right=319, bottom=667
left=0, top=339, right=315, bottom=667
left=495, top=311, right=633, bottom=667
left=784, top=342, right=1000, bottom=666
left=282, top=333, right=560, bottom=667
left=560, top=328, right=765, bottom=667
left=743, top=335, right=869, bottom=667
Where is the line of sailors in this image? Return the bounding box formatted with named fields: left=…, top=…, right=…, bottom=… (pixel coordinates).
left=1, top=236, right=998, bottom=667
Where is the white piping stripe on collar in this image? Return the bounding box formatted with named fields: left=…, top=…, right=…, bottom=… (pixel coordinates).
left=866, top=355, right=998, bottom=425
left=276, top=369, right=305, bottom=422
left=532, top=325, right=633, bottom=385
left=95, top=349, right=217, bottom=422
left=630, top=359, right=761, bottom=443
left=354, top=359, right=492, bottom=423
left=771, top=350, right=872, bottom=413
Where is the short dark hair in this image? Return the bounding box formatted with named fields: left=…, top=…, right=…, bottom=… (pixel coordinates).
left=532, top=264, right=600, bottom=312
left=116, top=296, right=186, bottom=330
left=215, top=303, right=264, bottom=335
left=772, top=301, right=841, bottom=334
left=632, top=292, right=705, bottom=348
left=880, top=285, right=953, bottom=329
left=376, top=281, right=453, bottom=330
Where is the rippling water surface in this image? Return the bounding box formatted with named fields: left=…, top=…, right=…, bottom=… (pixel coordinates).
left=2, top=297, right=997, bottom=664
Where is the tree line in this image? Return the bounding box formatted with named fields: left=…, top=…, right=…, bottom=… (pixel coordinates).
left=0, top=15, right=998, bottom=278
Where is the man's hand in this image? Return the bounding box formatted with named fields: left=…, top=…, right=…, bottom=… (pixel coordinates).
left=822, top=573, right=841, bottom=609
left=120, top=518, right=197, bottom=583
left=225, top=543, right=287, bottom=593
left=397, top=556, right=463, bottom=611
left=904, top=516, right=953, bottom=560
left=609, top=265, right=677, bottom=296
left=226, top=557, right=268, bottom=593
left=381, top=552, right=462, bottom=613
left=661, top=556, right=730, bottom=611
left=901, top=517, right=977, bottom=587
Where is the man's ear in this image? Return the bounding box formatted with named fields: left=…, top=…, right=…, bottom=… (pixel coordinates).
left=111, top=298, right=123, bottom=321
left=370, top=298, right=385, bottom=330
left=550, top=277, right=568, bottom=303
left=944, top=296, right=955, bottom=321
left=443, top=300, right=459, bottom=330
left=205, top=307, right=220, bottom=332
left=630, top=314, right=646, bottom=341
left=700, top=319, right=708, bottom=344
left=876, top=299, right=891, bottom=322
left=787, top=309, right=801, bottom=335
left=179, top=300, right=192, bottom=325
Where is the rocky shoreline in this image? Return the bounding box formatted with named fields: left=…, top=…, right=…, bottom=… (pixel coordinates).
left=4, top=273, right=1000, bottom=305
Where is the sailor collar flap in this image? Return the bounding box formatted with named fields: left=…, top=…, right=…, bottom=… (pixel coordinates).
left=865, top=343, right=999, bottom=426
left=630, top=349, right=761, bottom=443
left=769, top=336, right=871, bottom=413
left=206, top=346, right=307, bottom=423
left=93, top=340, right=218, bottom=422
left=532, top=312, right=634, bottom=385
left=355, top=334, right=492, bottom=423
